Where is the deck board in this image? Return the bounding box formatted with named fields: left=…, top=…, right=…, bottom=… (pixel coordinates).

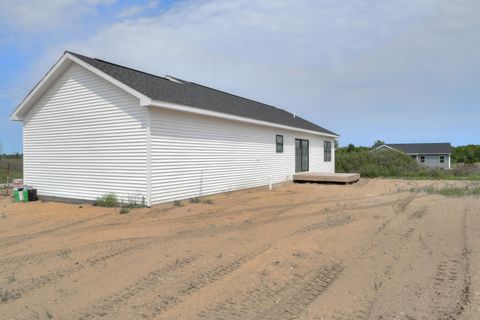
left=293, top=172, right=360, bottom=184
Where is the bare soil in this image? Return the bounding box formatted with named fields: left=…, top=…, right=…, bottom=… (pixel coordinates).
left=1, top=179, right=479, bottom=320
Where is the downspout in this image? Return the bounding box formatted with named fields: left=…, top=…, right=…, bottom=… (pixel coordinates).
left=146, top=107, right=152, bottom=206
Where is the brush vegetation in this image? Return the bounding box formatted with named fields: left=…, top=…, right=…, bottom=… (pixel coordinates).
left=0, top=158, right=23, bottom=182
left=411, top=185, right=480, bottom=197
left=336, top=144, right=480, bottom=180
left=95, top=193, right=118, bottom=207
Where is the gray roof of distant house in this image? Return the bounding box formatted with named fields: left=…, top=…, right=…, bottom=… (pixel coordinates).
left=385, top=143, right=452, bottom=154
left=69, top=52, right=337, bottom=136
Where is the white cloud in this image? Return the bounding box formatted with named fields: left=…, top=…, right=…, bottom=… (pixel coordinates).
left=117, top=0, right=159, bottom=18
left=0, top=0, right=115, bottom=32
left=37, top=0, right=480, bottom=144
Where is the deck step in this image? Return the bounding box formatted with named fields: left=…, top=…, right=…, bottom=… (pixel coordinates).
left=293, top=172, right=360, bottom=184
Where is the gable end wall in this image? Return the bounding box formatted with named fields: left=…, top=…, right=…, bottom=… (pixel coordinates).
left=22, top=63, right=148, bottom=203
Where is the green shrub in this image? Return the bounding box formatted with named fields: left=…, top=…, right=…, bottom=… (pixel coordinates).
left=119, top=207, right=130, bottom=214
left=174, top=200, right=183, bottom=207
left=471, top=187, right=480, bottom=195
left=95, top=193, right=118, bottom=207
left=189, top=197, right=200, bottom=204
left=336, top=149, right=418, bottom=178
left=452, top=145, right=480, bottom=164
left=203, top=198, right=214, bottom=205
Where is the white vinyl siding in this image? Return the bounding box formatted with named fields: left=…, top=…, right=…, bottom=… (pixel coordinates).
left=149, top=108, right=334, bottom=204
left=23, top=64, right=148, bottom=203
left=416, top=154, right=450, bottom=169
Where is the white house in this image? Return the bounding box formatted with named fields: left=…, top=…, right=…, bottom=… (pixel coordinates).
left=11, top=52, right=338, bottom=205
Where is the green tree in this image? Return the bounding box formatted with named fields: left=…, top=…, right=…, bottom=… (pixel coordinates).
left=452, top=145, right=480, bottom=164
left=372, top=140, right=385, bottom=149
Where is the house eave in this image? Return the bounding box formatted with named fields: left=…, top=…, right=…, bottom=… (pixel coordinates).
left=146, top=99, right=340, bottom=138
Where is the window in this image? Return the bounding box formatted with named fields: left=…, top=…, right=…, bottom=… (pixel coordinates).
left=440, top=156, right=445, bottom=163
left=324, top=141, right=332, bottom=162
left=420, top=156, right=425, bottom=163
left=276, top=135, right=283, bottom=153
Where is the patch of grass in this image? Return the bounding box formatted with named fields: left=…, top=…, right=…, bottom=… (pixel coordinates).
left=189, top=197, right=201, bottom=204
left=471, top=187, right=480, bottom=196
left=117, top=193, right=146, bottom=213
left=0, top=288, right=21, bottom=303
left=45, top=309, right=54, bottom=319
left=95, top=193, right=118, bottom=207
left=412, top=185, right=480, bottom=197
left=59, top=249, right=71, bottom=258
left=7, top=273, right=16, bottom=283
left=0, top=158, right=23, bottom=183
left=174, top=200, right=183, bottom=207
left=202, top=198, right=214, bottom=205
left=119, top=207, right=130, bottom=214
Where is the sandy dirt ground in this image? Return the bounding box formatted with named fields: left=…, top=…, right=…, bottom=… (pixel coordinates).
left=0, top=179, right=479, bottom=320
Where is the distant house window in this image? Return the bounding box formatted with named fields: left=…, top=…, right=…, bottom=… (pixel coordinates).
left=440, top=156, right=445, bottom=163
left=276, top=135, right=283, bottom=153
left=324, top=141, right=332, bottom=162
left=420, top=156, right=425, bottom=163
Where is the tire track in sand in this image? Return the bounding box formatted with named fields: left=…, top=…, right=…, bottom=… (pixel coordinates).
left=196, top=261, right=343, bottom=320
left=77, top=256, right=198, bottom=320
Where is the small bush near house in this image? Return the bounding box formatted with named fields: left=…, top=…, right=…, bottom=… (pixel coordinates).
left=203, top=198, right=214, bottom=205
left=119, top=207, right=130, bottom=214
left=95, top=193, right=118, bottom=207
left=174, top=200, right=183, bottom=207
left=189, top=197, right=201, bottom=204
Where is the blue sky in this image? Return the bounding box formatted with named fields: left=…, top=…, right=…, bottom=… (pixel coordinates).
left=1, top=0, right=479, bottom=153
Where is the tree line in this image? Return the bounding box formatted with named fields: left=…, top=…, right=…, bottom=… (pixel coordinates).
left=451, top=145, right=480, bottom=164
left=1, top=153, right=23, bottom=159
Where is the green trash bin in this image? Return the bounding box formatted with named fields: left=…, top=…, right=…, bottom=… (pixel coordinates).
left=23, top=189, right=29, bottom=203
left=13, top=189, right=29, bottom=203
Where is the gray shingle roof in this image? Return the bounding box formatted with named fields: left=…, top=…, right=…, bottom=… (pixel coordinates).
left=69, top=52, right=337, bottom=136
left=386, top=143, right=452, bottom=154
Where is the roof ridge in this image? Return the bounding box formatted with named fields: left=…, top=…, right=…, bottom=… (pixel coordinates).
left=66, top=51, right=175, bottom=84
left=387, top=143, right=451, bottom=145
left=188, top=81, right=294, bottom=115
left=93, top=58, right=173, bottom=83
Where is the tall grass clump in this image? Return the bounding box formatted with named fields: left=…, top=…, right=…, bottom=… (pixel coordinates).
left=95, top=193, right=118, bottom=207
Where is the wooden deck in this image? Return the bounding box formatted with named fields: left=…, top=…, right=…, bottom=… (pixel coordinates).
left=293, top=172, right=360, bottom=184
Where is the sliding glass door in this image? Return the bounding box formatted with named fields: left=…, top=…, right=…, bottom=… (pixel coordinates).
left=295, top=139, right=309, bottom=172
